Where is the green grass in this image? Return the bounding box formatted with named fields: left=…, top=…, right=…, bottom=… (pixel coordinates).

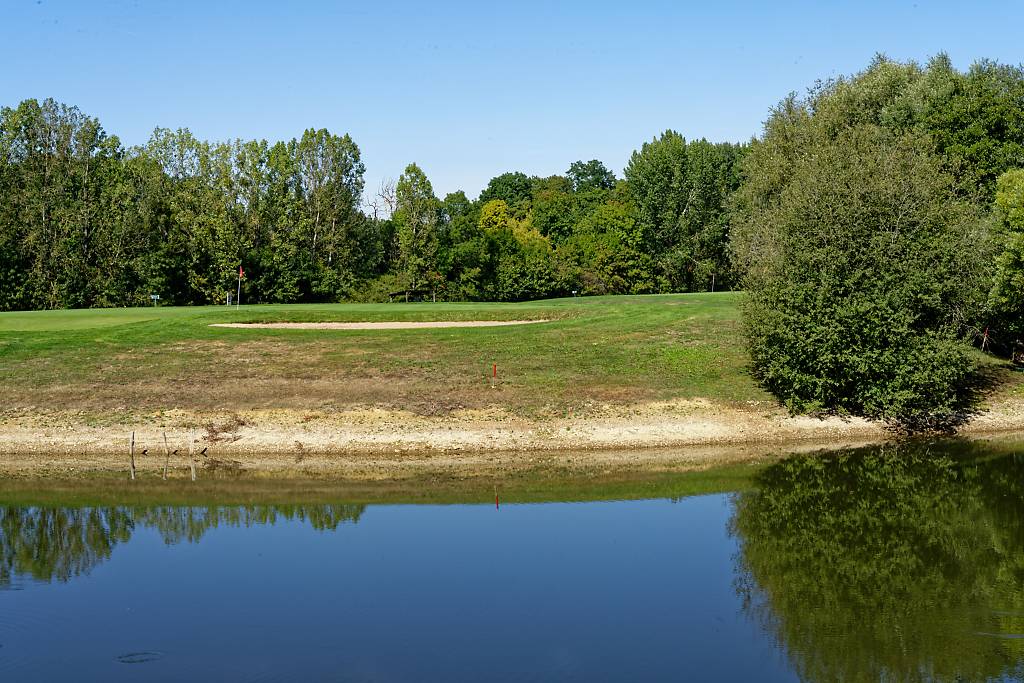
left=0, top=293, right=772, bottom=416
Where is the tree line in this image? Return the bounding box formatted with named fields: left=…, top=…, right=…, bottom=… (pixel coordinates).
left=0, top=101, right=743, bottom=310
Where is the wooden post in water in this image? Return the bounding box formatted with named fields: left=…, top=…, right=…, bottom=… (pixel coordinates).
left=129, top=431, right=136, bottom=481
left=188, top=428, right=197, bottom=481
left=162, top=432, right=170, bottom=480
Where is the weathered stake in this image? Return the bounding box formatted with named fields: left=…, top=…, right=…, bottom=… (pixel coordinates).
left=129, top=431, right=136, bottom=481
left=162, top=431, right=170, bottom=480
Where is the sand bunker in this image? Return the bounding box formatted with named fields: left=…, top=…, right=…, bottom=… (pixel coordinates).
left=210, top=319, right=549, bottom=330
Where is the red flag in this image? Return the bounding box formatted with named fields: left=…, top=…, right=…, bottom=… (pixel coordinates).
left=238, top=265, right=245, bottom=279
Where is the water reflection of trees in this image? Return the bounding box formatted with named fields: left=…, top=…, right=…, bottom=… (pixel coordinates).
left=0, top=504, right=365, bottom=586
left=0, top=507, right=133, bottom=584
left=135, top=504, right=367, bottom=544
left=731, top=442, right=1024, bottom=683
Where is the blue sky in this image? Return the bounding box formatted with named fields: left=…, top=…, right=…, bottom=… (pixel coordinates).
left=2, top=0, right=1022, bottom=201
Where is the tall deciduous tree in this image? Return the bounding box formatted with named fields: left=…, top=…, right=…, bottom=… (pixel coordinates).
left=394, top=163, right=441, bottom=292
left=625, top=131, right=744, bottom=291
left=293, top=128, right=366, bottom=299
left=0, top=98, right=121, bottom=309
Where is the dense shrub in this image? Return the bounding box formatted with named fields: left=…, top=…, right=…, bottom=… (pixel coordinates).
left=733, top=120, right=993, bottom=428
left=990, top=169, right=1024, bottom=355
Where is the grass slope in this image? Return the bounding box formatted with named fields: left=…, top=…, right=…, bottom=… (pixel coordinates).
left=0, top=293, right=771, bottom=417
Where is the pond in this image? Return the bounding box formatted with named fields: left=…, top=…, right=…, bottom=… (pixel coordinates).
left=2, top=437, right=1024, bottom=681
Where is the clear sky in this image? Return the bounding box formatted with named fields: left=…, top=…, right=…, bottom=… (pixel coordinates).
left=2, top=0, right=1022, bottom=201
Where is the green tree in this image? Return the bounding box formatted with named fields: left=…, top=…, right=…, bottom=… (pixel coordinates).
left=806, top=54, right=1024, bottom=204
left=990, top=168, right=1024, bottom=354
left=477, top=199, right=556, bottom=300
left=438, top=190, right=486, bottom=299
left=292, top=128, right=366, bottom=300
left=144, top=127, right=231, bottom=303
left=624, top=131, right=743, bottom=291
left=566, top=159, right=615, bottom=192
left=625, top=130, right=688, bottom=257
left=478, top=171, right=533, bottom=218
left=732, top=116, right=992, bottom=427
left=559, top=200, right=655, bottom=294
left=394, top=163, right=441, bottom=293
left=0, top=99, right=126, bottom=309
left=530, top=175, right=575, bottom=242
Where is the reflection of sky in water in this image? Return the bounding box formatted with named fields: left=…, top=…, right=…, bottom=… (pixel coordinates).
left=3, top=440, right=1024, bottom=681
left=0, top=497, right=794, bottom=682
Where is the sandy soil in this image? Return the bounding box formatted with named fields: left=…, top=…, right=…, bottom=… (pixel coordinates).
left=2, top=397, right=1021, bottom=478
left=210, top=320, right=549, bottom=330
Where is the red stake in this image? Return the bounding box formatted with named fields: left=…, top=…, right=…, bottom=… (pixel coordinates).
left=493, top=363, right=497, bottom=378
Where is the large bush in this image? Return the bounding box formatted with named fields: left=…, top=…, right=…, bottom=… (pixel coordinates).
left=732, top=119, right=993, bottom=428
left=990, top=169, right=1024, bottom=355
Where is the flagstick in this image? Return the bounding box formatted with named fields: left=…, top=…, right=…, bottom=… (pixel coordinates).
left=236, top=270, right=241, bottom=309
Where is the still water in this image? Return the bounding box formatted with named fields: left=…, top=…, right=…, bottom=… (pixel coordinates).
left=2, top=439, right=1024, bottom=682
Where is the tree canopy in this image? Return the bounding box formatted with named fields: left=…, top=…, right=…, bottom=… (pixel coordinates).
left=991, top=168, right=1024, bottom=354
left=0, top=100, right=744, bottom=307
left=731, top=54, right=1022, bottom=427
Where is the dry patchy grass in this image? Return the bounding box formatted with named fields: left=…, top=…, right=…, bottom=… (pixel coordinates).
left=0, top=294, right=770, bottom=417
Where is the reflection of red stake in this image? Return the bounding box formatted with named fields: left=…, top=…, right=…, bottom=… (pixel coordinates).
left=495, top=484, right=499, bottom=510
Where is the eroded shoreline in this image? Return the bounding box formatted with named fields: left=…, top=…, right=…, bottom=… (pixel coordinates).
left=2, top=397, right=1022, bottom=479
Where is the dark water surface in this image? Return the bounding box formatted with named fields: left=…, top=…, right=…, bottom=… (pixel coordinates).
left=3, top=438, right=1024, bottom=682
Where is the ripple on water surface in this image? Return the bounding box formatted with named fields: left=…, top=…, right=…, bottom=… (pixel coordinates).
left=115, top=651, right=164, bottom=664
